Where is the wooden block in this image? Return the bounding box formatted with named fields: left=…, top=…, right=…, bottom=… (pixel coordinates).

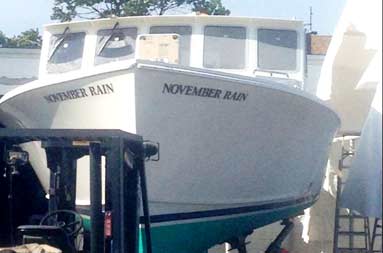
left=0, top=243, right=61, bottom=253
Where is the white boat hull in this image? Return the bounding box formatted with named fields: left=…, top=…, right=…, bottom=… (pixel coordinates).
left=0, top=61, right=339, bottom=221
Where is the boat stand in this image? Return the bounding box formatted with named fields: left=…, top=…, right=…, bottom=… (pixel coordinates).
left=265, top=219, right=294, bottom=253
left=227, top=235, right=251, bottom=253
left=225, top=218, right=294, bottom=253
left=0, top=129, right=157, bottom=253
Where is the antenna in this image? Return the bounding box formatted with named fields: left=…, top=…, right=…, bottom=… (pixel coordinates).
left=309, top=6, right=313, bottom=32
left=304, top=6, right=314, bottom=33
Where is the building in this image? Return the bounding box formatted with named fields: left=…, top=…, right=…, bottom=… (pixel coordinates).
left=305, top=34, right=331, bottom=95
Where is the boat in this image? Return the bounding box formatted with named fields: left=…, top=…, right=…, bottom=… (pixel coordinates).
left=0, top=15, right=340, bottom=252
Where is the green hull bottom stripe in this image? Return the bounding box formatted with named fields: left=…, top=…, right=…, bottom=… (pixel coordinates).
left=83, top=201, right=312, bottom=253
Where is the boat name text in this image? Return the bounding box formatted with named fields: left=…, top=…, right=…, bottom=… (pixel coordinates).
left=162, top=83, right=248, bottom=102
left=43, top=83, right=114, bottom=103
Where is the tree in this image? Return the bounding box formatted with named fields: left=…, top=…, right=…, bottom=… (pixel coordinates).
left=0, top=31, right=7, bottom=48
left=51, top=0, right=230, bottom=22
left=122, top=0, right=187, bottom=16
left=0, top=29, right=42, bottom=49
left=188, top=0, right=230, bottom=15
left=15, top=29, right=42, bottom=49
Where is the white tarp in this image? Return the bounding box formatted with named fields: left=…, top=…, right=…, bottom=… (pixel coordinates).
left=340, top=83, right=382, bottom=218
left=335, top=0, right=382, bottom=217
left=316, top=0, right=381, bottom=133
left=317, top=0, right=381, bottom=100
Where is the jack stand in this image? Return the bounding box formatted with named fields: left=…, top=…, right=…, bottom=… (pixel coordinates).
left=227, top=235, right=251, bottom=253
left=265, top=218, right=294, bottom=253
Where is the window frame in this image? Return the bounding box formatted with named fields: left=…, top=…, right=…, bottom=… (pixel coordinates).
left=46, top=31, right=87, bottom=74
left=256, top=28, right=299, bottom=72
left=94, top=26, right=138, bottom=66
left=203, top=25, right=248, bottom=70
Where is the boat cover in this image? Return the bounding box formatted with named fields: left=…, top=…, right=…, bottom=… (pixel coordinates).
left=340, top=83, right=382, bottom=218
left=317, top=0, right=381, bottom=100
left=316, top=0, right=381, bottom=133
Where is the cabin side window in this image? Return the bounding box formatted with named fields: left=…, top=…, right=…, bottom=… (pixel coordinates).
left=95, top=27, right=137, bottom=65
left=257, top=29, right=298, bottom=71
left=203, top=26, right=246, bottom=69
left=47, top=32, right=85, bottom=73
left=149, top=26, right=192, bottom=66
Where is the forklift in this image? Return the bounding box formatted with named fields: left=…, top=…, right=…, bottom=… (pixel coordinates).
left=0, top=129, right=158, bottom=253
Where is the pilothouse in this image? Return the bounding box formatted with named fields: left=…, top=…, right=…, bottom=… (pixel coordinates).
left=41, top=15, right=305, bottom=87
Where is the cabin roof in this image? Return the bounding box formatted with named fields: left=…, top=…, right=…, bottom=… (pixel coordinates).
left=44, top=15, right=303, bottom=30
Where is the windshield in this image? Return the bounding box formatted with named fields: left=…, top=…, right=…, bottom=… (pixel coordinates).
left=95, top=27, right=137, bottom=65
left=47, top=32, right=85, bottom=73
left=257, top=29, right=298, bottom=71
left=203, top=26, right=246, bottom=69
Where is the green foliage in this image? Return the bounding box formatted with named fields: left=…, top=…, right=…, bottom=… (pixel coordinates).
left=15, top=29, right=42, bottom=48
left=122, top=0, right=152, bottom=16
left=0, top=31, right=7, bottom=48
left=188, top=0, right=230, bottom=15
left=148, top=0, right=186, bottom=15
left=51, top=0, right=230, bottom=21
left=0, top=29, right=42, bottom=49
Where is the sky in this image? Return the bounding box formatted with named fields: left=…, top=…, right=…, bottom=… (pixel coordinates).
left=0, top=0, right=347, bottom=36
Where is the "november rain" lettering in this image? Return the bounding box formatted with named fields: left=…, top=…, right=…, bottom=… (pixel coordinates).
left=44, top=83, right=114, bottom=103
left=162, top=83, right=248, bottom=102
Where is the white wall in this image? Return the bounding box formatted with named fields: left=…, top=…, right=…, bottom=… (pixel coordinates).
left=0, top=48, right=40, bottom=95
left=304, top=55, right=325, bottom=95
